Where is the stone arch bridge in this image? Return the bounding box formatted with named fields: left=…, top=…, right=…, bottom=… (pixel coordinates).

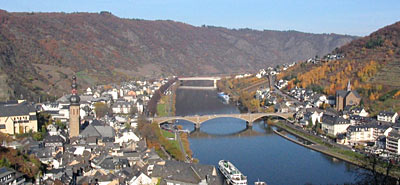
left=152, top=112, right=294, bottom=129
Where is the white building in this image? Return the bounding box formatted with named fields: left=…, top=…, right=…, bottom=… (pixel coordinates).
left=115, top=131, right=140, bottom=145
left=351, top=107, right=369, bottom=117
left=346, top=125, right=374, bottom=144
left=129, top=173, right=154, bottom=185
left=303, top=109, right=324, bottom=126
left=377, top=111, right=398, bottom=123
left=386, top=128, right=400, bottom=155
left=321, top=115, right=350, bottom=136
left=112, top=101, right=132, bottom=114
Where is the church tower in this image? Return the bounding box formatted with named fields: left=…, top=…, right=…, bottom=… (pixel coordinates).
left=347, top=80, right=351, bottom=91
left=69, top=75, right=80, bottom=138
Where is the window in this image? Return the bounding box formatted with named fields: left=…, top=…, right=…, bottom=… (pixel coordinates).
left=0, top=124, right=5, bottom=129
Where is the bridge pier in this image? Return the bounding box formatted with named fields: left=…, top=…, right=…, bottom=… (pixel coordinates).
left=246, top=121, right=253, bottom=127
left=194, top=123, right=201, bottom=130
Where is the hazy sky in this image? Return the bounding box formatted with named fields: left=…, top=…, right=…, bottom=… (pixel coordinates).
left=1, top=0, right=400, bottom=36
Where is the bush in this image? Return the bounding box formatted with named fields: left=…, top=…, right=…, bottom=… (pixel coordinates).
left=366, top=37, right=384, bottom=49
left=308, top=84, right=324, bottom=94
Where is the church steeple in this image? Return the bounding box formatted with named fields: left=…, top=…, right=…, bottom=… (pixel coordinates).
left=69, top=75, right=80, bottom=105
left=69, top=75, right=80, bottom=138
left=347, top=80, right=351, bottom=91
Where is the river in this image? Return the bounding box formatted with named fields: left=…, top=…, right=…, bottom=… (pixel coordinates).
left=174, top=87, right=362, bottom=185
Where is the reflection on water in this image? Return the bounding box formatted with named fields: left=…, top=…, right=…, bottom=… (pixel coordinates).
left=175, top=86, right=362, bottom=185
left=176, top=89, right=238, bottom=116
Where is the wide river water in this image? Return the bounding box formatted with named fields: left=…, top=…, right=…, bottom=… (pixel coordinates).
left=174, top=87, right=362, bottom=185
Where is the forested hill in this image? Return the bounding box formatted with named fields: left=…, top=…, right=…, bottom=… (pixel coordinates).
left=0, top=10, right=356, bottom=101
left=279, top=21, right=400, bottom=115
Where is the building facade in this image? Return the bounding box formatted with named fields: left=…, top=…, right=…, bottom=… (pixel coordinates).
left=346, top=125, right=374, bottom=144
left=386, top=129, right=400, bottom=155
left=0, top=101, right=38, bottom=135
left=377, top=111, right=398, bottom=123
left=321, top=115, right=350, bottom=136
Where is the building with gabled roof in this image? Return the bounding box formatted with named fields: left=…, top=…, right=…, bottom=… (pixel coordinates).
left=335, top=81, right=361, bottom=111
left=0, top=101, right=38, bottom=135
left=377, top=111, right=398, bottom=123
left=321, top=115, right=350, bottom=136
left=151, top=160, right=221, bottom=185
left=0, top=167, right=25, bottom=185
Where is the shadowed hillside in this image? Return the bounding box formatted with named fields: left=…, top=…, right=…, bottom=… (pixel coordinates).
left=0, top=10, right=356, bottom=101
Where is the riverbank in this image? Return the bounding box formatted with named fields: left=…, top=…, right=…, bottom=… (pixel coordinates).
left=273, top=121, right=400, bottom=179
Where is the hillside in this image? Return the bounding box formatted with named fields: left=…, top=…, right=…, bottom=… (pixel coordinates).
left=0, top=10, right=356, bottom=101
left=279, top=21, right=400, bottom=115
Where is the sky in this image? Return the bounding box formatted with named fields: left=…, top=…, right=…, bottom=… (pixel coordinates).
left=1, top=0, right=400, bottom=36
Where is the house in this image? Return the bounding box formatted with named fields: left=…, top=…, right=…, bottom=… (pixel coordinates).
left=312, top=94, right=327, bottom=108
left=112, top=101, right=133, bottom=114
left=0, top=101, right=38, bottom=135
left=129, top=173, right=155, bottom=185
left=151, top=160, right=220, bottom=185
left=44, top=135, right=66, bottom=154
left=115, top=131, right=140, bottom=145
left=386, top=128, right=400, bottom=155
left=335, top=81, right=361, bottom=111
left=377, top=111, right=398, bottom=123
left=350, top=107, right=369, bottom=117
left=304, top=108, right=324, bottom=125
left=0, top=167, right=25, bottom=185
left=348, top=115, right=376, bottom=125
left=321, top=115, right=350, bottom=136
left=346, top=125, right=374, bottom=144
left=80, top=120, right=116, bottom=141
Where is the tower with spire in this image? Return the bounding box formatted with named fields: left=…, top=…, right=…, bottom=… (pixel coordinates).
left=69, top=75, right=80, bottom=138
left=347, top=80, right=351, bottom=91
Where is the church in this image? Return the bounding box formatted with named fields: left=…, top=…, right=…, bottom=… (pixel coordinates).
left=335, top=81, right=361, bottom=111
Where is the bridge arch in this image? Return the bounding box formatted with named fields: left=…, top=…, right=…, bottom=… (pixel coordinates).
left=198, top=116, right=251, bottom=126
left=250, top=114, right=291, bottom=123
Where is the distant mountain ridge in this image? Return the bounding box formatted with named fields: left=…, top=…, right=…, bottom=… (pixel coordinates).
left=0, top=10, right=356, bottom=101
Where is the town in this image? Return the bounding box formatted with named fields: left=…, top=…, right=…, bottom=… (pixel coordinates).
left=0, top=76, right=222, bottom=185
left=1, top=53, right=400, bottom=184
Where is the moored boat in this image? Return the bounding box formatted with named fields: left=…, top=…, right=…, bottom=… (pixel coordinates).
left=217, top=92, right=230, bottom=103
left=218, top=160, right=247, bottom=185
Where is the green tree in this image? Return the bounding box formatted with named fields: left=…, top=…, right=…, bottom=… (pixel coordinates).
left=32, top=132, right=44, bottom=141
left=0, top=157, right=11, bottom=168
left=94, top=102, right=109, bottom=118
left=55, top=120, right=66, bottom=130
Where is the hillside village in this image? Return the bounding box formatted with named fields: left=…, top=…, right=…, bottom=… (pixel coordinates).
left=244, top=56, right=400, bottom=159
